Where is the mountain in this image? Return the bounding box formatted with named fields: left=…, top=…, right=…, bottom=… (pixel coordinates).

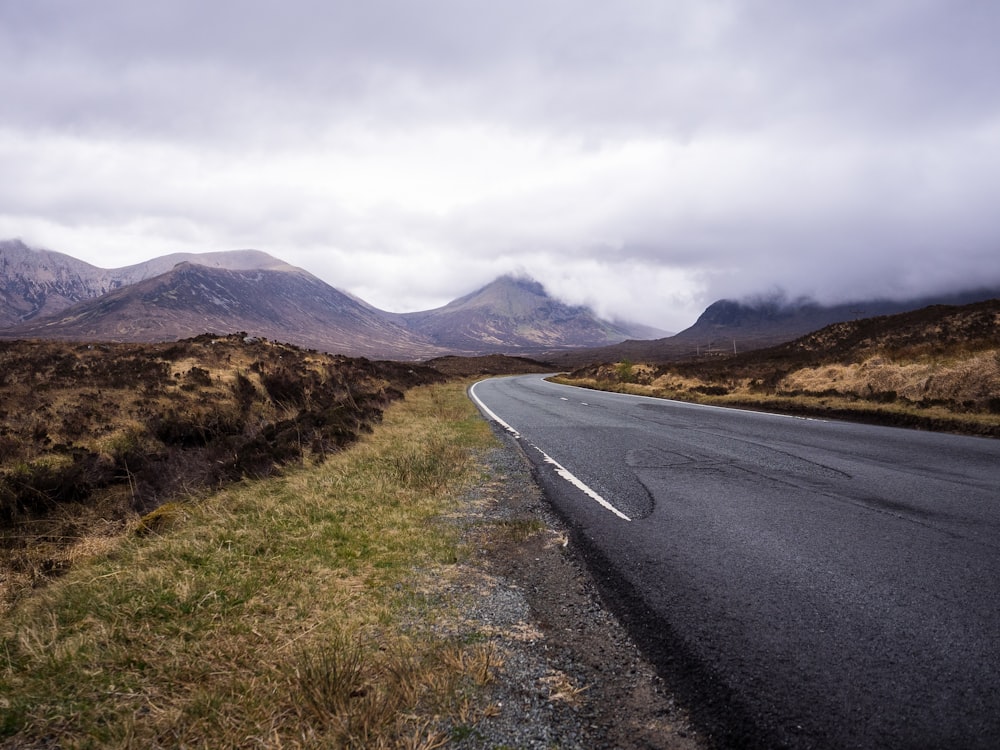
left=0, top=239, right=118, bottom=326
left=0, top=261, right=444, bottom=360
left=0, top=238, right=298, bottom=327
left=672, top=289, right=1000, bottom=351
left=400, top=275, right=640, bottom=352
left=549, top=288, right=1000, bottom=366
left=2, top=242, right=655, bottom=358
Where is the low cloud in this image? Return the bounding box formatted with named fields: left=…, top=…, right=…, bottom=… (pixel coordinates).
left=2, top=1, right=999, bottom=332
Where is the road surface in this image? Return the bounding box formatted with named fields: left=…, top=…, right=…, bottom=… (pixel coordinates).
left=470, top=375, right=1000, bottom=749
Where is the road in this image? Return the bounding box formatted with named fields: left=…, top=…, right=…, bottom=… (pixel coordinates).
left=470, top=375, right=1000, bottom=750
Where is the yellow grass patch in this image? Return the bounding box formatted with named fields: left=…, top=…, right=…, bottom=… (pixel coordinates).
left=781, top=348, right=1000, bottom=403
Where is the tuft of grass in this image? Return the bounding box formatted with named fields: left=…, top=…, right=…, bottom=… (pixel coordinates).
left=0, top=381, right=503, bottom=749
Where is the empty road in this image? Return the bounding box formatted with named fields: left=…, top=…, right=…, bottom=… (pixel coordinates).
left=470, top=375, right=1000, bottom=749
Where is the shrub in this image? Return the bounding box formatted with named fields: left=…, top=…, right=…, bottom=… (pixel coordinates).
left=0, top=452, right=113, bottom=522
left=615, top=360, right=636, bottom=383
left=262, top=368, right=308, bottom=407
left=231, top=372, right=259, bottom=410
left=185, top=366, right=213, bottom=387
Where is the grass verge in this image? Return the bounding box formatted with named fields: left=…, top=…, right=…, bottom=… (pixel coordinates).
left=1, top=381, right=501, bottom=749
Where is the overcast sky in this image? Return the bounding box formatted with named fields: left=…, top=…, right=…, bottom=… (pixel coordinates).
left=2, top=1, right=999, bottom=331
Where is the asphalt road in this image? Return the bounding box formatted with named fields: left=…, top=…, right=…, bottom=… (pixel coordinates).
left=470, top=375, right=1000, bottom=750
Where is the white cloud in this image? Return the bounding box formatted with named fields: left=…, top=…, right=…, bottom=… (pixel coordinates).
left=2, top=0, right=999, bottom=333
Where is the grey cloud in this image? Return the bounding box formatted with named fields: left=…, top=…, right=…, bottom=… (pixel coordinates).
left=4, top=1, right=998, bottom=147
left=2, top=0, right=999, bottom=332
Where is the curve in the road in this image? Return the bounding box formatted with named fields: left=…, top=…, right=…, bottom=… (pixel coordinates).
left=471, top=374, right=1000, bottom=750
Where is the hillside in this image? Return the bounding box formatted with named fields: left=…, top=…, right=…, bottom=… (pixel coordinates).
left=558, top=298, right=1000, bottom=436
left=0, top=239, right=295, bottom=327
left=549, top=288, right=1000, bottom=367
left=400, top=275, right=640, bottom=352
left=0, top=261, right=446, bottom=360
left=0, top=239, right=122, bottom=326
left=0, top=333, right=449, bottom=608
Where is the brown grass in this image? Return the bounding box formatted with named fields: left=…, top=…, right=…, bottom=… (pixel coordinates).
left=557, top=348, right=1000, bottom=436
left=557, top=300, right=1000, bottom=435
left=779, top=349, right=1000, bottom=404
left=0, top=381, right=505, bottom=748
left=0, top=334, right=446, bottom=611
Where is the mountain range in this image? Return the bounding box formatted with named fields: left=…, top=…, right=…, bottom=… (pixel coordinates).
left=0, top=240, right=660, bottom=359
left=2, top=239, right=998, bottom=361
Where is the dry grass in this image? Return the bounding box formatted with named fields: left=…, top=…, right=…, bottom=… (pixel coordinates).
left=779, top=348, right=1000, bottom=404
left=559, top=299, right=1000, bottom=435
left=555, top=344, right=1000, bottom=436
left=0, top=381, right=505, bottom=748
left=0, top=335, right=446, bottom=610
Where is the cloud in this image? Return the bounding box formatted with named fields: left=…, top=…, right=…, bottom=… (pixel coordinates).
left=1, top=0, right=999, bottom=332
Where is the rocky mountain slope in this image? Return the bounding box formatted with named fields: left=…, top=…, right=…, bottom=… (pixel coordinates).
left=0, top=239, right=121, bottom=326
left=0, top=239, right=294, bottom=327
left=0, top=260, right=445, bottom=360
left=1, top=243, right=656, bottom=358
left=400, top=275, right=640, bottom=352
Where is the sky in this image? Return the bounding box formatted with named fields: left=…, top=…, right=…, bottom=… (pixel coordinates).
left=2, top=1, right=999, bottom=332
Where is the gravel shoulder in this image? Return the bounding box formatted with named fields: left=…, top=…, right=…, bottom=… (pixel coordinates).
left=450, top=426, right=708, bottom=749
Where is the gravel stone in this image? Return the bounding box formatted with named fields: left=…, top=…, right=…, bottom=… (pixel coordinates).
left=445, top=425, right=707, bottom=749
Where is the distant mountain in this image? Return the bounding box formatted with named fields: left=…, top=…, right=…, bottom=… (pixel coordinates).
left=549, top=288, right=1000, bottom=366
left=0, top=261, right=445, bottom=360
left=0, top=238, right=297, bottom=327
left=400, top=275, right=641, bottom=352
left=2, top=242, right=660, bottom=358
left=610, top=318, right=674, bottom=341
left=1, top=239, right=117, bottom=326
left=673, top=290, right=1000, bottom=351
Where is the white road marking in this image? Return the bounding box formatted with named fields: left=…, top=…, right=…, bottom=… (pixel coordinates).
left=531, top=446, right=631, bottom=521
left=469, top=380, right=632, bottom=522
left=468, top=381, right=520, bottom=438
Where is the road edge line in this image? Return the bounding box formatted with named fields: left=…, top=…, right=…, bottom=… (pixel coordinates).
left=469, top=379, right=632, bottom=522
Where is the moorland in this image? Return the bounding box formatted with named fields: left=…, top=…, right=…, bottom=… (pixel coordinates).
left=0, top=296, right=997, bottom=746
left=556, top=298, right=1000, bottom=437
left=0, top=334, right=451, bottom=608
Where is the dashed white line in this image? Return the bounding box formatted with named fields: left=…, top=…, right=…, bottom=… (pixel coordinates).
left=469, top=380, right=632, bottom=522
left=531, top=446, right=631, bottom=521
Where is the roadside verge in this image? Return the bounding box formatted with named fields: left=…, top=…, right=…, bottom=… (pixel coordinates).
left=1, top=380, right=701, bottom=749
